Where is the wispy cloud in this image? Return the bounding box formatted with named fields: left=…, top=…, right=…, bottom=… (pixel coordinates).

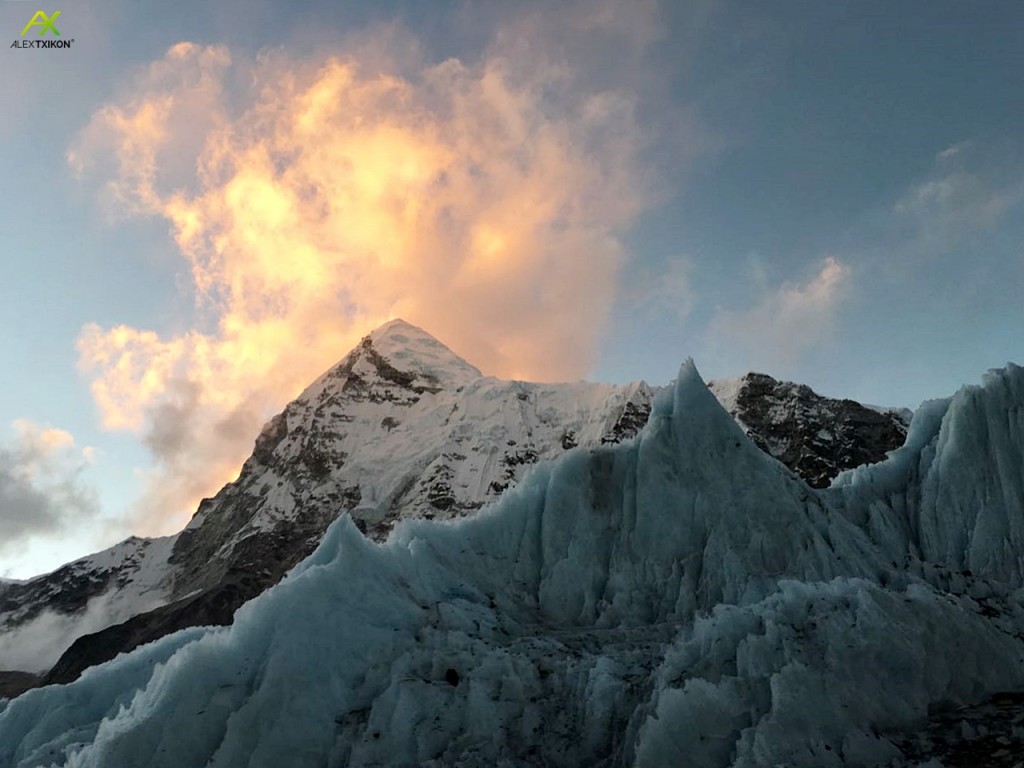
left=705, top=256, right=852, bottom=370
left=0, top=591, right=130, bottom=673
left=936, top=141, right=971, bottom=160
left=0, top=421, right=98, bottom=559
left=623, top=256, right=694, bottom=323
left=893, top=140, right=1022, bottom=253
left=69, top=17, right=659, bottom=535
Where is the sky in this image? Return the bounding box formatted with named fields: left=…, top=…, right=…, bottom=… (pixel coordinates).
left=0, top=0, right=1021, bottom=579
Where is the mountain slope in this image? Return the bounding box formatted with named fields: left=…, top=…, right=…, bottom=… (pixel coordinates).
left=1, top=321, right=656, bottom=679
left=2, top=361, right=1022, bottom=767
left=0, top=324, right=908, bottom=685
left=0, top=536, right=174, bottom=676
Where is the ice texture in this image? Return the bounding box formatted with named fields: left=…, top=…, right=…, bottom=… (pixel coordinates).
left=832, top=363, right=1024, bottom=583
left=2, top=361, right=1024, bottom=767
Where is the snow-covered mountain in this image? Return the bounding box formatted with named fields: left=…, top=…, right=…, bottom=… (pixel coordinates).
left=2, top=360, right=1022, bottom=768
left=0, top=321, right=907, bottom=696
left=0, top=321, right=656, bottom=682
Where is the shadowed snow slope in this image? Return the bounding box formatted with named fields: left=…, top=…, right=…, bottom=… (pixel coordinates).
left=2, top=362, right=1024, bottom=767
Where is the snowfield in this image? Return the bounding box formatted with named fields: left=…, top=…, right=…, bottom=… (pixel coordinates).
left=2, top=360, right=1023, bottom=767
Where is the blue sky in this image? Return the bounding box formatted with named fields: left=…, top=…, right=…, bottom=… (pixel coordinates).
left=1, top=0, right=1021, bottom=578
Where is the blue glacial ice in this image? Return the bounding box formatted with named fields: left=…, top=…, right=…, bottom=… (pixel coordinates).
left=3, top=361, right=1024, bottom=767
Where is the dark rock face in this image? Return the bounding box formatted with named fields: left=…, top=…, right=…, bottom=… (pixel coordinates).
left=712, top=372, right=909, bottom=489
left=0, top=671, right=40, bottom=700
left=0, top=567, right=116, bottom=627
left=44, top=580, right=254, bottom=686
left=897, top=692, right=1024, bottom=767
left=601, top=399, right=652, bottom=445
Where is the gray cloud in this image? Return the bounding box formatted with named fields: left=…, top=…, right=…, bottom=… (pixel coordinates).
left=0, top=421, right=99, bottom=559
left=141, top=380, right=202, bottom=462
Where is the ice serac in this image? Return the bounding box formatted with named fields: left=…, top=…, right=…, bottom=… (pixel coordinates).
left=834, top=362, right=1024, bottom=585
left=7, top=361, right=1023, bottom=767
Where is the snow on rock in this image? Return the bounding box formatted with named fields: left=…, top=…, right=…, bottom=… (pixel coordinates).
left=170, top=318, right=656, bottom=597
left=0, top=537, right=174, bottom=672
left=708, top=372, right=909, bottom=489
left=3, top=361, right=1024, bottom=767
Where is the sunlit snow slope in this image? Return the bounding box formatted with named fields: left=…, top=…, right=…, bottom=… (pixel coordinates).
left=2, top=361, right=1023, bottom=768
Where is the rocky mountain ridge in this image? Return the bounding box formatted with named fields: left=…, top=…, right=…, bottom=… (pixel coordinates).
left=708, top=372, right=910, bottom=489
left=1, top=321, right=656, bottom=686
left=0, top=322, right=908, bottom=693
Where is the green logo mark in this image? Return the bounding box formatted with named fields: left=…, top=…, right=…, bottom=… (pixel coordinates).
left=21, top=10, right=61, bottom=37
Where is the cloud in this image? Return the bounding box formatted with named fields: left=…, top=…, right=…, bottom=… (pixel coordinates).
left=67, top=42, right=232, bottom=219
left=936, top=141, right=971, bottom=160
left=69, top=27, right=656, bottom=535
left=893, top=141, right=1022, bottom=253
left=623, top=256, right=693, bottom=323
left=894, top=173, right=1013, bottom=234
left=0, top=591, right=145, bottom=673
left=706, top=256, right=852, bottom=369
left=0, top=421, right=98, bottom=558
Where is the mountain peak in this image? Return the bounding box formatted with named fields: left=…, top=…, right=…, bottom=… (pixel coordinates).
left=294, top=320, right=482, bottom=408
left=366, top=317, right=433, bottom=343
left=358, top=318, right=482, bottom=387
left=651, top=358, right=751, bottom=449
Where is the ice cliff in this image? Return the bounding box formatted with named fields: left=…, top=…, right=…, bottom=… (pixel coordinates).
left=2, top=361, right=1022, bottom=767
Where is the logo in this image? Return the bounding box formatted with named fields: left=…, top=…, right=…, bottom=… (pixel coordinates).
left=10, top=10, right=73, bottom=49
left=21, top=10, right=60, bottom=36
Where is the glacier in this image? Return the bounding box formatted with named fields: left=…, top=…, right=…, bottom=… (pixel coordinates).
left=2, top=361, right=1024, bottom=767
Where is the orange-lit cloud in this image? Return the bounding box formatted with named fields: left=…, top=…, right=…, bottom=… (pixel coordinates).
left=69, top=32, right=653, bottom=534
